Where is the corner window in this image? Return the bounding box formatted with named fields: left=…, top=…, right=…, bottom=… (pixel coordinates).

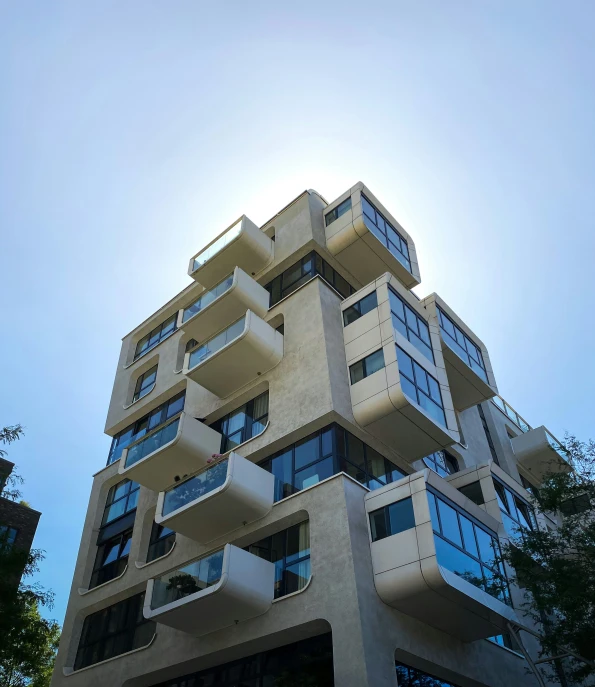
left=324, top=197, right=352, bottom=226
left=423, top=450, right=458, bottom=478
left=0, top=526, right=18, bottom=550
left=147, top=523, right=175, bottom=563
left=349, top=349, right=385, bottom=384
left=369, top=497, right=415, bottom=542
left=134, top=315, right=176, bottom=361
left=264, top=251, right=355, bottom=306
left=360, top=194, right=411, bottom=272
left=107, top=391, right=186, bottom=465
left=343, top=291, right=378, bottom=326
left=437, top=307, right=488, bottom=382
left=246, top=521, right=310, bottom=598
left=258, top=423, right=407, bottom=501
left=396, top=347, right=445, bottom=426
left=74, top=593, right=155, bottom=670
left=132, top=365, right=157, bottom=403
left=429, top=489, right=510, bottom=604
left=389, top=288, right=433, bottom=363
left=211, top=391, right=269, bottom=453
left=493, top=477, right=537, bottom=534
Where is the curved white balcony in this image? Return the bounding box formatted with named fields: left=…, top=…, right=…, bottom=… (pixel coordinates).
left=511, top=426, right=570, bottom=482
left=188, top=216, right=273, bottom=290
left=156, top=453, right=275, bottom=543
left=179, top=267, right=270, bottom=343
left=366, top=471, right=521, bottom=642
left=118, top=413, right=222, bottom=491
left=183, top=310, right=283, bottom=398
left=144, top=544, right=275, bottom=636
left=325, top=183, right=420, bottom=289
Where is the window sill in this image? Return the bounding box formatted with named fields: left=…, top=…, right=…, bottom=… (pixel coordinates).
left=63, top=633, right=157, bottom=676
left=135, top=541, right=177, bottom=569
left=272, top=575, right=313, bottom=603
left=78, top=564, right=128, bottom=595
left=123, top=383, right=156, bottom=410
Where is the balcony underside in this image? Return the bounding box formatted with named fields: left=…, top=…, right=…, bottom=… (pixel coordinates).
left=326, top=215, right=418, bottom=288
left=180, top=268, right=270, bottom=343
left=511, top=426, right=570, bottom=482
left=157, top=453, right=275, bottom=544
left=442, top=345, right=496, bottom=410
left=119, top=414, right=222, bottom=492
left=144, top=545, right=274, bottom=636
left=375, top=553, right=519, bottom=642
left=184, top=312, right=283, bottom=398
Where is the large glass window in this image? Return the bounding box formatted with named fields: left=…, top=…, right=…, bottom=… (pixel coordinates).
left=151, top=634, right=334, bottom=687
left=349, top=349, right=385, bottom=384
left=107, top=391, right=186, bottom=465
left=132, top=365, right=157, bottom=403
left=134, top=315, right=177, bottom=361
left=360, top=193, right=411, bottom=272
left=437, top=307, right=488, bottom=382
left=90, top=529, right=132, bottom=589
left=211, top=391, right=269, bottom=452
left=493, top=477, right=537, bottom=535
left=102, top=480, right=140, bottom=527
left=74, top=593, right=155, bottom=670
left=324, top=197, right=352, bottom=226
left=0, top=526, right=18, bottom=550
left=423, top=450, right=458, bottom=478
left=389, top=288, right=433, bottom=363
left=258, top=423, right=407, bottom=501
left=246, top=521, right=311, bottom=598
left=147, top=523, right=175, bottom=563
left=396, top=347, right=446, bottom=426
left=264, top=251, right=355, bottom=306
left=182, top=273, right=234, bottom=323
left=396, top=662, right=460, bottom=687
left=369, top=497, right=415, bottom=542
left=187, top=317, right=245, bottom=369
left=343, top=291, right=378, bottom=326
left=428, top=489, right=510, bottom=604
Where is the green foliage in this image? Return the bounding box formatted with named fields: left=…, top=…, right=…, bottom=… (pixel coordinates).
left=503, top=434, right=595, bottom=685
left=0, top=425, right=60, bottom=687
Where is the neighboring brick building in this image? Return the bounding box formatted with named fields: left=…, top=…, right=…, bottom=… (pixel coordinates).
left=0, top=456, right=41, bottom=581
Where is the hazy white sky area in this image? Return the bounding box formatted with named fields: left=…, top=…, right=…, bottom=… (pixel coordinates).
left=1, top=0, right=594, bottom=623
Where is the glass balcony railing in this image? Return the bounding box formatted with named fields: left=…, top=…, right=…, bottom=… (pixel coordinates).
left=546, top=431, right=566, bottom=458
left=491, top=395, right=531, bottom=433
left=188, top=316, right=245, bottom=369
left=162, top=460, right=229, bottom=516
left=191, top=220, right=242, bottom=273
left=124, top=416, right=180, bottom=469
left=182, top=274, right=234, bottom=324
left=151, top=549, right=224, bottom=610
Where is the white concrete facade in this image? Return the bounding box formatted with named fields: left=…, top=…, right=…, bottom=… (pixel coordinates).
left=52, top=186, right=564, bottom=687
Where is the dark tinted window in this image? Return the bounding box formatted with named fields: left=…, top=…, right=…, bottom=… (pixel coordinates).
left=134, top=315, right=177, bottom=361
left=360, top=194, right=411, bottom=272
left=389, top=288, right=433, bottom=362
left=397, top=347, right=445, bottom=426
left=437, top=307, right=488, bottom=382
left=324, top=197, right=352, bottom=226
left=369, top=497, right=415, bottom=542
left=349, top=349, right=385, bottom=384
left=343, top=291, right=378, bottom=326
left=211, top=391, right=269, bottom=453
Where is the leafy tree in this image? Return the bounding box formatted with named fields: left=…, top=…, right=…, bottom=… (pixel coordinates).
left=0, top=425, right=60, bottom=687
left=503, top=434, right=595, bottom=685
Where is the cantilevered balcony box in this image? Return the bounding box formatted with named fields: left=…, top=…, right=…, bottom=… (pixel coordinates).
left=511, top=426, right=571, bottom=482
left=365, top=470, right=521, bottom=642
left=144, top=544, right=275, bottom=636
left=342, top=275, right=459, bottom=462
left=183, top=310, right=283, bottom=398
left=324, top=182, right=420, bottom=289
left=179, top=267, right=270, bottom=343
left=422, top=293, right=497, bottom=411
left=188, top=216, right=274, bottom=290
left=118, top=413, right=222, bottom=492
left=156, top=453, right=275, bottom=544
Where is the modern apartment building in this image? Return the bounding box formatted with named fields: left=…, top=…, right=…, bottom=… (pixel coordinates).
left=0, top=457, right=42, bottom=582
left=51, top=183, right=571, bottom=687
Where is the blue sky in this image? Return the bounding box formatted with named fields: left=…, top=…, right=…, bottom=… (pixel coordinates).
left=1, top=1, right=594, bottom=624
